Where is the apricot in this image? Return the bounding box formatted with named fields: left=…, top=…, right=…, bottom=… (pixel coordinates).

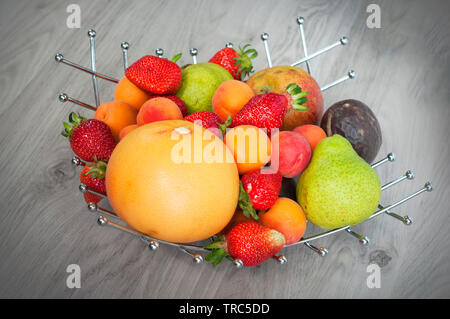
left=212, top=80, right=254, bottom=121
left=137, top=97, right=183, bottom=126
left=224, top=125, right=271, bottom=174
left=94, top=101, right=137, bottom=141
left=119, top=124, right=138, bottom=141
left=216, top=209, right=252, bottom=236
left=293, top=124, right=327, bottom=151
left=259, top=197, right=307, bottom=245
left=114, top=77, right=151, bottom=111
left=270, top=131, right=311, bottom=178
left=106, top=120, right=239, bottom=243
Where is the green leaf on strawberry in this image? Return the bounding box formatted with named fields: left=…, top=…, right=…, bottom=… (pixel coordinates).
left=286, top=83, right=309, bottom=111
left=238, top=181, right=259, bottom=220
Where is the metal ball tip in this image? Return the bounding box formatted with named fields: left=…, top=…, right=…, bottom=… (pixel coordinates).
left=277, top=255, right=288, bottom=264
left=425, top=182, right=434, bottom=192
left=87, top=202, right=97, bottom=212
left=55, top=54, right=64, bottom=62
left=406, top=170, right=415, bottom=180
left=387, top=152, right=396, bottom=162
left=348, top=70, right=356, bottom=79
left=121, top=42, right=129, bottom=50
left=193, top=254, right=203, bottom=264
left=340, top=36, right=349, bottom=45
left=97, top=216, right=108, bottom=226
left=78, top=184, right=87, bottom=193
left=225, top=42, right=233, bottom=48
left=149, top=241, right=160, bottom=250
left=360, top=237, right=370, bottom=246
left=404, top=216, right=413, bottom=225
left=155, top=48, right=164, bottom=56
left=58, top=93, right=68, bottom=103
left=233, top=259, right=244, bottom=268
left=261, top=33, right=269, bottom=41
left=87, top=29, right=96, bottom=38
left=318, top=247, right=328, bottom=257
left=189, top=48, right=198, bottom=56
left=71, top=156, right=80, bottom=166
left=296, top=16, right=304, bottom=25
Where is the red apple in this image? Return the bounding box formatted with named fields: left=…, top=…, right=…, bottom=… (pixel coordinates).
left=246, top=66, right=324, bottom=130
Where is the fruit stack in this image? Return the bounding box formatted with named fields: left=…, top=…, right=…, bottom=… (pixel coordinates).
left=58, top=28, right=431, bottom=268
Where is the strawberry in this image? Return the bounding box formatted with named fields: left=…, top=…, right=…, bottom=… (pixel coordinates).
left=125, top=54, right=182, bottom=95
left=148, top=95, right=188, bottom=117
left=209, top=44, right=257, bottom=80
left=231, top=84, right=309, bottom=134
left=205, top=222, right=285, bottom=267
left=184, top=111, right=231, bottom=137
left=62, top=112, right=116, bottom=162
left=79, top=159, right=107, bottom=204
left=239, top=170, right=282, bottom=218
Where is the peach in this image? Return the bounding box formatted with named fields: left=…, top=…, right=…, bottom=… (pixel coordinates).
left=119, top=124, right=138, bottom=141
left=136, top=97, right=183, bottom=126
left=293, top=124, right=327, bottom=151
left=259, top=197, right=307, bottom=245
left=224, top=125, right=271, bottom=175
left=114, top=77, right=151, bottom=111
left=94, top=101, right=137, bottom=141
left=212, top=80, right=254, bottom=121
left=270, top=131, right=311, bottom=178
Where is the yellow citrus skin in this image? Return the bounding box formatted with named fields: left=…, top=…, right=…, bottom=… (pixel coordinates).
left=106, top=120, right=239, bottom=243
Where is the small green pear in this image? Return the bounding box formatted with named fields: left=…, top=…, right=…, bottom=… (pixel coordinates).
left=296, top=134, right=381, bottom=229
left=176, top=63, right=232, bottom=114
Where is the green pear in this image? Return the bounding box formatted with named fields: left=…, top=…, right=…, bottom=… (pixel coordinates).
left=296, top=134, right=381, bottom=229
left=176, top=63, right=232, bottom=114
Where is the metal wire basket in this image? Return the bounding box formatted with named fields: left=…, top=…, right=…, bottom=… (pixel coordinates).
left=55, top=17, right=433, bottom=268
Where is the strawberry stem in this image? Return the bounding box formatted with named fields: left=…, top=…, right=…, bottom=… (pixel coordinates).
left=170, top=53, right=182, bottom=64
left=285, top=83, right=309, bottom=112
left=217, top=114, right=233, bottom=137
left=85, top=156, right=107, bottom=179
left=61, top=112, right=86, bottom=139
left=204, top=236, right=229, bottom=266
left=234, top=44, right=258, bottom=81
left=238, top=181, right=259, bottom=220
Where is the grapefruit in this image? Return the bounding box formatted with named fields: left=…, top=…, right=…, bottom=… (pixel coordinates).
left=106, top=120, right=239, bottom=243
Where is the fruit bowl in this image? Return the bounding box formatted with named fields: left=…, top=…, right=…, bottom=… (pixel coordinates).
left=56, top=18, right=433, bottom=268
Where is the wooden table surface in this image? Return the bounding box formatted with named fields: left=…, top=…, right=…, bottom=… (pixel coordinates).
left=0, top=0, right=449, bottom=298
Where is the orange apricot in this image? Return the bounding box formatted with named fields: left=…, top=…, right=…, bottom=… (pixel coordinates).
left=119, top=124, right=138, bottom=141
left=136, top=97, right=183, bottom=126
left=216, top=209, right=253, bottom=236
left=224, top=125, right=271, bottom=174
left=259, top=197, right=307, bottom=245
left=212, top=80, right=254, bottom=121
left=94, top=101, right=137, bottom=141
left=293, top=124, right=327, bottom=151
left=114, top=77, right=151, bottom=111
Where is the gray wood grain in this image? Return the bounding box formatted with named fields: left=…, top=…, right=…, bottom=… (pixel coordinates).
left=0, top=0, right=449, bottom=298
